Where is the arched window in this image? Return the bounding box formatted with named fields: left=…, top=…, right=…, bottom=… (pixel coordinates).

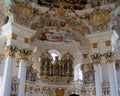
left=74, top=64, right=83, bottom=84
left=48, top=50, right=61, bottom=63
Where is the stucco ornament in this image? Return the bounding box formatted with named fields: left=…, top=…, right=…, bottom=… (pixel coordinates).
left=91, top=53, right=101, bottom=64
left=104, top=51, right=115, bottom=63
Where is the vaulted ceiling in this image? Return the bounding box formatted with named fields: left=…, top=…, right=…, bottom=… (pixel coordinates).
left=32, top=0, right=116, bottom=10
left=0, top=0, right=119, bottom=71
left=1, top=0, right=120, bottom=57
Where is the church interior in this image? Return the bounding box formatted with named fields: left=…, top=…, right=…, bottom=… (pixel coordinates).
left=0, top=0, right=120, bottom=96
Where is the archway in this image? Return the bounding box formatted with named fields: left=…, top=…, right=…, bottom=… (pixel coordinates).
left=74, top=63, right=83, bottom=84
left=48, top=49, right=61, bottom=63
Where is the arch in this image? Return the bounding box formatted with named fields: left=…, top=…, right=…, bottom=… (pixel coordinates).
left=74, top=63, right=83, bottom=82
left=48, top=49, right=61, bottom=63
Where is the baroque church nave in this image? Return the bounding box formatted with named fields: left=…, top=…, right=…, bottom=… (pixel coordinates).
left=0, top=0, right=120, bottom=96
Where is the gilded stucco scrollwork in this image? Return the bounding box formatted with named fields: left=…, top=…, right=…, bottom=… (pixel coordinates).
left=104, top=51, right=115, bottom=63
left=91, top=53, right=101, bottom=64
left=4, top=45, right=17, bottom=57
left=17, top=48, right=32, bottom=61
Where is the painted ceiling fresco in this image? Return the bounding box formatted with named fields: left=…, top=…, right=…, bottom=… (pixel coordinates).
left=32, top=0, right=116, bottom=10
left=29, top=9, right=90, bottom=43
left=10, top=0, right=120, bottom=44
left=36, top=28, right=74, bottom=42
left=113, top=7, right=120, bottom=38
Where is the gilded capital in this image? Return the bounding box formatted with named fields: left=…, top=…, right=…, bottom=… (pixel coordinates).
left=91, top=53, right=101, bottom=64
left=104, top=51, right=115, bottom=63
left=4, top=45, right=17, bottom=57
left=17, top=49, right=32, bottom=61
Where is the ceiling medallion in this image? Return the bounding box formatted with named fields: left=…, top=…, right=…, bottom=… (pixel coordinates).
left=89, top=8, right=110, bottom=31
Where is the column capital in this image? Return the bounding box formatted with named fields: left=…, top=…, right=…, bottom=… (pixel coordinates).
left=104, top=51, right=115, bottom=63
left=4, top=45, right=17, bottom=57
left=17, top=49, right=32, bottom=61
left=91, top=53, right=101, bottom=65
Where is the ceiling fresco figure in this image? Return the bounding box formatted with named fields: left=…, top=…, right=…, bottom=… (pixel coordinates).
left=38, top=28, right=73, bottom=42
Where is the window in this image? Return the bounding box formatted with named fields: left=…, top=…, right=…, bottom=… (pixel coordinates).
left=74, top=64, right=83, bottom=83
left=48, top=50, right=61, bottom=63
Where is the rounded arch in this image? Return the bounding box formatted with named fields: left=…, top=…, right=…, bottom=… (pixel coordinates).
left=48, top=49, right=61, bottom=63
left=74, top=63, right=83, bottom=82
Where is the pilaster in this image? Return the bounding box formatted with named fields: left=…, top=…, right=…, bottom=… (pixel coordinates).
left=86, top=30, right=119, bottom=96
left=1, top=22, right=36, bottom=96
left=86, top=32, right=104, bottom=96
left=104, top=51, right=119, bottom=96
left=2, top=45, right=17, bottom=96
left=17, top=49, right=31, bottom=96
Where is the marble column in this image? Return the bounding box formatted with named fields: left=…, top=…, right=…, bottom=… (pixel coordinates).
left=104, top=51, right=119, bottom=96
left=18, top=49, right=31, bottom=96
left=91, top=53, right=102, bottom=96
left=2, top=45, right=17, bottom=96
